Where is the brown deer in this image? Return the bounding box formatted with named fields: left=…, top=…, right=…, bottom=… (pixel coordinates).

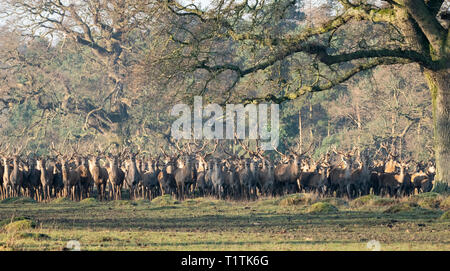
left=195, top=154, right=208, bottom=196
left=346, top=151, right=371, bottom=198
left=9, top=155, right=24, bottom=198
left=194, top=141, right=218, bottom=196
left=299, top=155, right=330, bottom=195
left=174, top=155, right=193, bottom=200
left=273, top=141, right=313, bottom=195
left=157, top=155, right=177, bottom=197
left=236, top=138, right=263, bottom=199
left=1, top=144, right=25, bottom=198
left=36, top=158, right=54, bottom=201
left=328, top=147, right=353, bottom=197
left=377, top=144, right=405, bottom=197
left=124, top=152, right=141, bottom=200
left=411, top=161, right=434, bottom=193
left=107, top=155, right=124, bottom=200
left=140, top=158, right=159, bottom=200
left=2, top=155, right=11, bottom=199
left=210, top=158, right=225, bottom=199
left=88, top=155, right=109, bottom=200
left=51, top=143, right=81, bottom=201
left=60, top=157, right=81, bottom=201
left=237, top=158, right=253, bottom=200
left=297, top=158, right=317, bottom=193
left=259, top=158, right=275, bottom=197
left=23, top=155, right=40, bottom=200
left=75, top=157, right=93, bottom=200
left=0, top=156, right=3, bottom=199
left=395, top=161, right=413, bottom=196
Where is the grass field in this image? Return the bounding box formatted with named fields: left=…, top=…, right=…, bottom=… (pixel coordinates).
left=0, top=193, right=449, bottom=251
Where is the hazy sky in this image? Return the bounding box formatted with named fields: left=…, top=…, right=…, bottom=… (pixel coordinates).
left=0, top=0, right=328, bottom=27
left=181, top=0, right=327, bottom=10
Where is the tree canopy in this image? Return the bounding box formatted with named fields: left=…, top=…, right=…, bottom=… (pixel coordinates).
left=0, top=0, right=448, bottom=188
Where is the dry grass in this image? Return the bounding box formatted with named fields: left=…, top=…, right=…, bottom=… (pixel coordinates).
left=0, top=193, right=448, bottom=251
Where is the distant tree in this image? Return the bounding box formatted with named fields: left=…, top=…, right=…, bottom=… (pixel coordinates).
left=2, top=0, right=165, bottom=143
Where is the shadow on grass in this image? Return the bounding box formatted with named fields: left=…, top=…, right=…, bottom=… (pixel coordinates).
left=0, top=200, right=444, bottom=233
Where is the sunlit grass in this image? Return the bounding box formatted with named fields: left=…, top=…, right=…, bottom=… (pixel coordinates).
left=0, top=194, right=449, bottom=251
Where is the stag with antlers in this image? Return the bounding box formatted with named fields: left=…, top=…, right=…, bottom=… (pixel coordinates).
left=273, top=139, right=314, bottom=195
left=88, top=150, right=109, bottom=201
left=328, top=146, right=354, bottom=198
left=1, top=143, right=27, bottom=198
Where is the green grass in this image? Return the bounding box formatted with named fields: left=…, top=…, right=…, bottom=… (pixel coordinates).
left=151, top=195, right=180, bottom=206
left=80, top=198, right=99, bottom=205
left=3, top=219, right=36, bottom=232
left=308, top=202, right=338, bottom=214
left=440, top=211, right=450, bottom=221
left=383, top=202, right=420, bottom=213
left=0, top=194, right=449, bottom=251
left=278, top=193, right=317, bottom=206
left=1, top=197, right=36, bottom=204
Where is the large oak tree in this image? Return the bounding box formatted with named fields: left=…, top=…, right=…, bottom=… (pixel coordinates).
left=2, top=0, right=166, bottom=142
left=155, top=0, right=449, bottom=190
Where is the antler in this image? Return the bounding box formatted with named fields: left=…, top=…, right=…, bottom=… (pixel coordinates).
left=272, top=143, right=288, bottom=161
left=202, top=140, right=219, bottom=158
left=160, top=145, right=176, bottom=159
left=235, top=136, right=264, bottom=159
left=50, top=142, right=66, bottom=159
left=0, top=143, right=11, bottom=157
left=173, top=140, right=188, bottom=156
left=295, top=141, right=314, bottom=157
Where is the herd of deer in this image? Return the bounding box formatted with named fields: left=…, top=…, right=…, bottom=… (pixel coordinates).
left=0, top=140, right=436, bottom=202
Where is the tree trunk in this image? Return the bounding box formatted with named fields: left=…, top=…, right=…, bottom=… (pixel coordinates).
left=425, top=68, right=450, bottom=191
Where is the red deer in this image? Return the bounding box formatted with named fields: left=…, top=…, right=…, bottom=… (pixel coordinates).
left=274, top=141, right=313, bottom=195
left=24, top=156, right=40, bottom=200
left=328, top=147, right=353, bottom=197
left=376, top=144, right=407, bottom=197
left=297, top=158, right=317, bottom=193
left=411, top=161, right=434, bottom=193
left=36, top=158, right=54, bottom=201
left=1, top=144, right=25, bottom=198
left=210, top=158, right=225, bottom=199
left=222, top=160, right=239, bottom=199
left=394, top=161, right=413, bottom=196
left=237, top=159, right=253, bottom=200
left=75, top=157, right=93, bottom=200
left=174, top=155, right=193, bottom=200
left=157, top=154, right=177, bottom=197
left=195, top=154, right=208, bottom=196
left=378, top=161, right=401, bottom=197
left=60, top=157, right=81, bottom=201
left=140, top=159, right=159, bottom=200
left=259, top=159, right=275, bottom=197
left=9, top=155, right=24, bottom=198
left=347, top=152, right=371, bottom=198
left=194, top=142, right=218, bottom=197
left=107, top=155, right=124, bottom=200
left=204, top=159, right=215, bottom=196
left=0, top=157, right=3, bottom=199
left=299, top=157, right=330, bottom=196
left=52, top=161, right=64, bottom=198
left=2, top=156, right=11, bottom=198
left=125, top=153, right=141, bottom=200
left=369, top=159, right=386, bottom=195
left=51, top=144, right=81, bottom=201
